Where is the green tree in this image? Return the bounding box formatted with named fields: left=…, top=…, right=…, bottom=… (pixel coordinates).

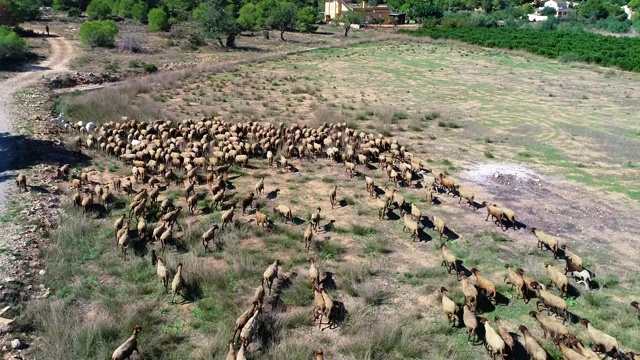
left=78, top=19, right=118, bottom=47
left=256, top=0, right=277, bottom=29
left=0, top=25, right=28, bottom=60
left=0, top=0, right=40, bottom=23
left=117, top=0, right=135, bottom=17
left=296, top=5, right=317, bottom=32
left=193, top=0, right=238, bottom=46
left=629, top=0, right=640, bottom=11
left=577, top=0, right=609, bottom=20
left=265, top=1, right=297, bottom=41
left=148, top=7, right=170, bottom=31
left=237, top=3, right=259, bottom=31
left=131, top=1, right=148, bottom=23
left=406, top=1, right=443, bottom=22
left=540, top=6, right=556, bottom=15
left=52, top=0, right=91, bottom=11
left=162, top=0, right=198, bottom=19
left=86, top=0, right=113, bottom=19
left=335, top=10, right=364, bottom=36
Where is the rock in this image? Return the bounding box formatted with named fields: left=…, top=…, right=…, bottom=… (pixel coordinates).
left=11, top=339, right=21, bottom=349
left=0, top=323, right=13, bottom=335
left=38, top=270, right=45, bottom=276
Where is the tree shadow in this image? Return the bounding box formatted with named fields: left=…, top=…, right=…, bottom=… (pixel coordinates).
left=0, top=132, right=92, bottom=183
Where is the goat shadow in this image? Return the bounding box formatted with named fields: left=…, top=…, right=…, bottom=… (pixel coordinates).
left=323, top=220, right=335, bottom=233
left=456, top=261, right=472, bottom=277
left=443, top=227, right=460, bottom=241
left=373, top=186, right=385, bottom=197
left=383, top=209, right=400, bottom=221
left=420, top=217, right=434, bottom=229
left=291, top=217, right=306, bottom=226
left=182, top=279, right=203, bottom=303
left=132, top=237, right=149, bottom=258
left=321, top=301, right=348, bottom=331
left=321, top=272, right=337, bottom=291
left=266, top=189, right=279, bottom=200
left=337, top=199, right=349, bottom=208
left=566, top=284, right=581, bottom=299
left=475, top=291, right=496, bottom=314
left=509, top=332, right=529, bottom=359
left=494, top=291, right=510, bottom=306
left=416, top=229, right=432, bottom=243
left=27, top=185, right=49, bottom=194
left=470, top=201, right=484, bottom=210
left=365, top=163, right=377, bottom=171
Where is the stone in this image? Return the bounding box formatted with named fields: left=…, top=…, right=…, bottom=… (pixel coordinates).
left=10, top=339, right=21, bottom=349
left=38, top=270, right=45, bottom=276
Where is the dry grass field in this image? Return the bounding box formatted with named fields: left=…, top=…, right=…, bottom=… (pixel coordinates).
left=21, top=39, right=640, bottom=359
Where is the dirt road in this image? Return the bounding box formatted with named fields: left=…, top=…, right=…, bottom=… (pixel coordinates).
left=0, top=31, right=74, bottom=213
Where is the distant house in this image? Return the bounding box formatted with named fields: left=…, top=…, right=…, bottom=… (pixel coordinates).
left=542, top=0, right=575, bottom=17
left=324, top=0, right=393, bottom=23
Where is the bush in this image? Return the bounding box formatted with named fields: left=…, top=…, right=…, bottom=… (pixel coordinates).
left=78, top=20, right=118, bottom=48
left=67, top=7, right=81, bottom=17
left=557, top=53, right=580, bottom=62
left=147, top=7, right=169, bottom=32
left=540, top=6, right=557, bottom=16
left=118, top=34, right=143, bottom=52
left=0, top=25, right=29, bottom=61
left=595, top=17, right=631, bottom=32
left=142, top=62, right=157, bottom=73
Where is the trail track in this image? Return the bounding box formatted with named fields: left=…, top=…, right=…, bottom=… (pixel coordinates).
left=0, top=31, right=75, bottom=213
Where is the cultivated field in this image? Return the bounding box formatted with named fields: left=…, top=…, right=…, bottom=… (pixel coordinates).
left=21, top=40, right=640, bottom=359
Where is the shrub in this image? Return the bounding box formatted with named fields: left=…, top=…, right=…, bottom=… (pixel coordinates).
left=142, top=62, right=157, bottom=73
left=0, top=25, right=29, bottom=61
left=595, top=17, right=631, bottom=33
left=118, top=34, right=143, bottom=53
left=78, top=20, right=118, bottom=48
left=147, top=7, right=169, bottom=32
left=67, top=7, right=81, bottom=17
left=557, top=53, right=580, bottom=62
left=540, top=6, right=557, bottom=16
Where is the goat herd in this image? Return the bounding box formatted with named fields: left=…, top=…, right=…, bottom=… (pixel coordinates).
left=14, top=117, right=638, bottom=359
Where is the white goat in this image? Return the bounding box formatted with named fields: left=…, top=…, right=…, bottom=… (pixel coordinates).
left=85, top=122, right=96, bottom=133
left=50, top=113, right=66, bottom=130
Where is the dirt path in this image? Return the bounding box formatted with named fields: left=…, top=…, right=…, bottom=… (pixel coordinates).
left=0, top=31, right=75, bottom=213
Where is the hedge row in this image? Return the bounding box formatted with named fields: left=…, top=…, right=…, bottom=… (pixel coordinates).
left=402, top=27, right=640, bottom=73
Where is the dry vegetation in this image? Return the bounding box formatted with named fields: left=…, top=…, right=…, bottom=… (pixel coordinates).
left=15, top=39, right=640, bottom=360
